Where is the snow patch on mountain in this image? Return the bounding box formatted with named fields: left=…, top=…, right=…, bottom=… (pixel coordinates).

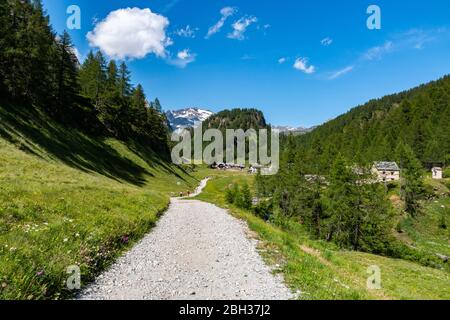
left=272, top=125, right=315, bottom=135
left=166, top=108, right=214, bottom=130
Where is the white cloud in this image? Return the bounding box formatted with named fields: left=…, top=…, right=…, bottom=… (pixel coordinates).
left=399, top=28, right=438, bottom=50
left=361, top=28, right=446, bottom=62
left=206, top=7, right=236, bottom=39
left=175, top=25, right=198, bottom=38
left=278, top=57, right=287, bottom=64
left=293, top=58, right=315, bottom=74
left=363, top=41, right=393, bottom=60
left=168, top=49, right=196, bottom=68
left=321, top=37, right=333, bottom=46
left=228, top=16, right=258, bottom=40
left=87, top=8, right=172, bottom=59
left=328, top=66, right=354, bottom=80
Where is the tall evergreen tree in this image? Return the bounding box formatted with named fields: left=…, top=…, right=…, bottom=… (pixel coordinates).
left=78, top=50, right=107, bottom=108
left=55, top=30, right=79, bottom=116
left=0, top=0, right=56, bottom=104
left=396, top=143, right=424, bottom=217
left=130, top=84, right=149, bottom=135
left=118, top=62, right=132, bottom=98
left=106, top=60, right=119, bottom=94
left=153, top=98, right=162, bottom=112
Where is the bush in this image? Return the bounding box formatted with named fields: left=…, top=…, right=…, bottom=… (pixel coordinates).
left=384, top=240, right=444, bottom=270
left=225, top=184, right=239, bottom=204
left=253, top=201, right=273, bottom=221
left=236, top=183, right=252, bottom=210
left=225, top=183, right=253, bottom=210
left=421, top=183, right=436, bottom=200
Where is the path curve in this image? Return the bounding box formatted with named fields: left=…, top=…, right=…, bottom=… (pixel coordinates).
left=79, top=179, right=292, bottom=300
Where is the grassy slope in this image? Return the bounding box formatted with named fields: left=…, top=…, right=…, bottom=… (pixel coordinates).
left=194, top=173, right=450, bottom=300
left=0, top=103, right=205, bottom=299
left=398, top=178, right=450, bottom=258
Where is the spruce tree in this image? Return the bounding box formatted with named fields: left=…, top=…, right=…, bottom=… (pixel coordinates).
left=79, top=50, right=107, bottom=107
left=130, top=84, right=148, bottom=135
left=55, top=30, right=79, bottom=116
left=153, top=98, right=162, bottom=112
left=397, top=143, right=424, bottom=217
left=118, top=62, right=132, bottom=98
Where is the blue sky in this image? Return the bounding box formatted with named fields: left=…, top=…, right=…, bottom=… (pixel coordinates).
left=43, top=0, right=450, bottom=127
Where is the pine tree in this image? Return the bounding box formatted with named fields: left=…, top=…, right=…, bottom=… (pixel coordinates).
left=238, top=183, right=252, bottom=210
left=55, top=30, right=79, bottom=116
left=325, top=155, right=357, bottom=246
left=153, top=98, right=162, bottom=112
left=225, top=185, right=237, bottom=204
left=118, top=62, right=132, bottom=98
left=397, top=143, right=424, bottom=217
left=78, top=50, right=107, bottom=107
left=130, top=84, right=148, bottom=135
left=106, top=60, right=119, bottom=95
left=0, top=0, right=56, bottom=104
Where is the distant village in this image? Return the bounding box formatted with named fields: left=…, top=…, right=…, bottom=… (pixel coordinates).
left=211, top=161, right=444, bottom=181
left=210, top=162, right=267, bottom=174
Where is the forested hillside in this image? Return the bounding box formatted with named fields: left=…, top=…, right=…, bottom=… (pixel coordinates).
left=202, top=108, right=267, bottom=132
left=295, top=76, right=450, bottom=172
left=0, top=0, right=169, bottom=155
left=255, top=76, right=450, bottom=270
left=0, top=1, right=203, bottom=299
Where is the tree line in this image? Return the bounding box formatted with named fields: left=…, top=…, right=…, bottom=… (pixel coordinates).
left=0, top=0, right=169, bottom=154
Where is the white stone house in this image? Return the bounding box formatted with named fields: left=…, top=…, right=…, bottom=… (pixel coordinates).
left=432, top=167, right=443, bottom=180
left=372, top=162, right=401, bottom=182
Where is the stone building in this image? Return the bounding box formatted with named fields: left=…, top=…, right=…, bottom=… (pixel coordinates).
left=372, top=162, right=401, bottom=182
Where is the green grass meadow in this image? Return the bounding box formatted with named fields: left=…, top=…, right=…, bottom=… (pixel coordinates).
left=0, top=103, right=206, bottom=299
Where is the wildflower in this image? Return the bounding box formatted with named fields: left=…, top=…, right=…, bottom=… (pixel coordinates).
left=121, top=236, right=129, bottom=244
left=63, top=238, right=68, bottom=242
left=36, top=270, right=45, bottom=277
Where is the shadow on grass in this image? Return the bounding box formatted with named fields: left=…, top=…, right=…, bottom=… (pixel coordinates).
left=0, top=101, right=165, bottom=186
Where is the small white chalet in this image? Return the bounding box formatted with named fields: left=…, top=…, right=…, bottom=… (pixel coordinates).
left=432, top=167, right=443, bottom=180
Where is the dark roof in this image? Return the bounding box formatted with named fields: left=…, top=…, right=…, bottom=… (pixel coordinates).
left=373, top=161, right=400, bottom=171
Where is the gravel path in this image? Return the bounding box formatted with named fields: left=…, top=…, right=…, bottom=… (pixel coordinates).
left=79, top=179, right=293, bottom=300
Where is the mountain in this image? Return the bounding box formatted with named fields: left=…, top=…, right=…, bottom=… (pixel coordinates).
left=166, top=108, right=213, bottom=130
left=295, top=75, right=450, bottom=170
left=272, top=125, right=315, bottom=135
left=203, top=108, right=267, bottom=131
